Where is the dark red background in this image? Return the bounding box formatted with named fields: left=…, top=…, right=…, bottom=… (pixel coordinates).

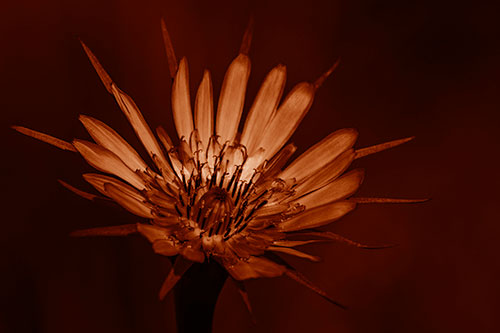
left=2, top=0, right=498, bottom=332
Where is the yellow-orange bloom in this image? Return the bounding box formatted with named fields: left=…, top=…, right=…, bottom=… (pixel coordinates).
left=13, top=20, right=424, bottom=306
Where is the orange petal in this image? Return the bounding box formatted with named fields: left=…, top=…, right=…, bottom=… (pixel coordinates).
left=172, top=57, right=194, bottom=140
left=257, top=82, right=315, bottom=161
left=278, top=201, right=356, bottom=232
left=216, top=54, right=251, bottom=144
left=73, top=140, right=145, bottom=189
left=79, top=115, right=148, bottom=172
left=160, top=18, right=178, bottom=78
left=137, top=223, right=171, bottom=242
left=352, top=197, right=429, bottom=204
left=285, top=269, right=346, bottom=309
left=268, top=246, right=321, bottom=262
left=240, top=64, right=286, bottom=155
left=355, top=136, right=414, bottom=159
left=70, top=224, right=137, bottom=237
left=224, top=256, right=286, bottom=280
left=280, top=128, right=357, bottom=182
left=158, top=256, right=193, bottom=300
left=194, top=70, right=214, bottom=148
left=12, top=126, right=76, bottom=152
left=58, top=179, right=98, bottom=201
left=104, top=183, right=154, bottom=218
left=292, top=149, right=355, bottom=197
left=294, top=169, right=364, bottom=209
left=152, top=240, right=179, bottom=256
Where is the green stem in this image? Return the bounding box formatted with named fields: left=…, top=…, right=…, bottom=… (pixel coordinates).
left=173, top=260, right=228, bottom=333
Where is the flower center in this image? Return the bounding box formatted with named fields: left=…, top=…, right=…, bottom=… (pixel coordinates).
left=196, top=187, right=235, bottom=235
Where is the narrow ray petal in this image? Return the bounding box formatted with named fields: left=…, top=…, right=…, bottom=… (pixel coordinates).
left=83, top=173, right=144, bottom=200
left=58, top=179, right=99, bottom=201
left=240, top=64, right=287, bottom=154
left=224, top=256, right=286, bottom=280
left=355, top=136, right=414, bottom=159
left=80, top=40, right=113, bottom=93
left=137, top=223, right=171, bottom=242
left=280, top=128, right=358, bottom=182
left=160, top=18, right=178, bottom=78
left=79, top=115, right=148, bottom=172
left=104, top=183, right=153, bottom=218
left=110, top=85, right=174, bottom=179
left=294, top=231, right=393, bottom=249
left=232, top=279, right=256, bottom=323
left=12, top=126, right=76, bottom=152
left=258, top=143, right=296, bottom=181
left=70, top=224, right=138, bottom=237
left=74, top=140, right=144, bottom=189
left=216, top=54, right=251, bottom=144
left=352, top=197, right=429, bottom=204
left=278, top=201, right=356, bottom=232
left=159, top=256, right=193, bottom=300
left=273, top=239, right=326, bottom=247
left=258, top=82, right=315, bottom=160
left=172, top=57, right=194, bottom=140
left=314, top=58, right=340, bottom=90
left=285, top=269, right=346, bottom=309
left=292, top=149, right=355, bottom=196
left=268, top=246, right=321, bottom=262
left=239, top=16, right=254, bottom=55
left=156, top=126, right=183, bottom=177
left=195, top=70, right=214, bottom=147
left=294, top=169, right=364, bottom=209
left=80, top=42, right=174, bottom=179
left=152, top=240, right=179, bottom=256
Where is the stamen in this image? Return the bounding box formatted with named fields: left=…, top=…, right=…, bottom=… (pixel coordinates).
left=174, top=205, right=182, bottom=217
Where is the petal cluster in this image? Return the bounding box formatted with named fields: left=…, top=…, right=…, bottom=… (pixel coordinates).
left=13, top=21, right=423, bottom=305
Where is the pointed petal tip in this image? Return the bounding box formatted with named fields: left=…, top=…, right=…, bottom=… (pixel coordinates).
left=352, top=197, right=429, bottom=204
left=57, top=179, right=97, bottom=201
left=70, top=224, right=138, bottom=237
left=161, top=18, right=178, bottom=78
left=80, top=40, right=114, bottom=93
left=12, top=125, right=77, bottom=152
left=239, top=15, right=254, bottom=55
left=355, top=135, right=415, bottom=159
left=314, top=58, right=341, bottom=89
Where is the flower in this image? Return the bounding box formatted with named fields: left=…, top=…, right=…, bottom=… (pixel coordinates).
left=13, top=19, right=424, bottom=308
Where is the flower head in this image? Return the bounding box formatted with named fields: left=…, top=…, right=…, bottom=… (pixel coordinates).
left=13, top=19, right=424, bottom=307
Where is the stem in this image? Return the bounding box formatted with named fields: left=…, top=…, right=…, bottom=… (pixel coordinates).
left=173, top=260, right=228, bottom=333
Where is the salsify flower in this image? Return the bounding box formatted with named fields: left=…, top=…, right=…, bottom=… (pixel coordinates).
left=13, top=19, right=424, bottom=309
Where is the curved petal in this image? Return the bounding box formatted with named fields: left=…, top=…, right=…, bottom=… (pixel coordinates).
left=216, top=54, right=251, bottom=144
left=158, top=256, right=193, bottom=300
left=74, top=140, right=145, bottom=189
left=294, top=169, right=365, bottom=209
left=104, top=183, right=153, bottom=218
left=194, top=70, right=214, bottom=148
left=268, top=246, right=321, bottom=262
left=279, top=128, right=358, bottom=182
left=172, top=57, right=194, bottom=140
left=12, top=126, right=76, bottom=152
left=292, top=149, right=355, bottom=197
left=278, top=201, right=356, bottom=232
left=79, top=115, right=148, bottom=172
left=240, top=64, right=286, bottom=155
left=83, top=173, right=144, bottom=201
left=137, top=223, right=171, bottom=242
left=224, top=256, right=286, bottom=280
left=110, top=85, right=174, bottom=180
left=257, top=82, right=315, bottom=161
